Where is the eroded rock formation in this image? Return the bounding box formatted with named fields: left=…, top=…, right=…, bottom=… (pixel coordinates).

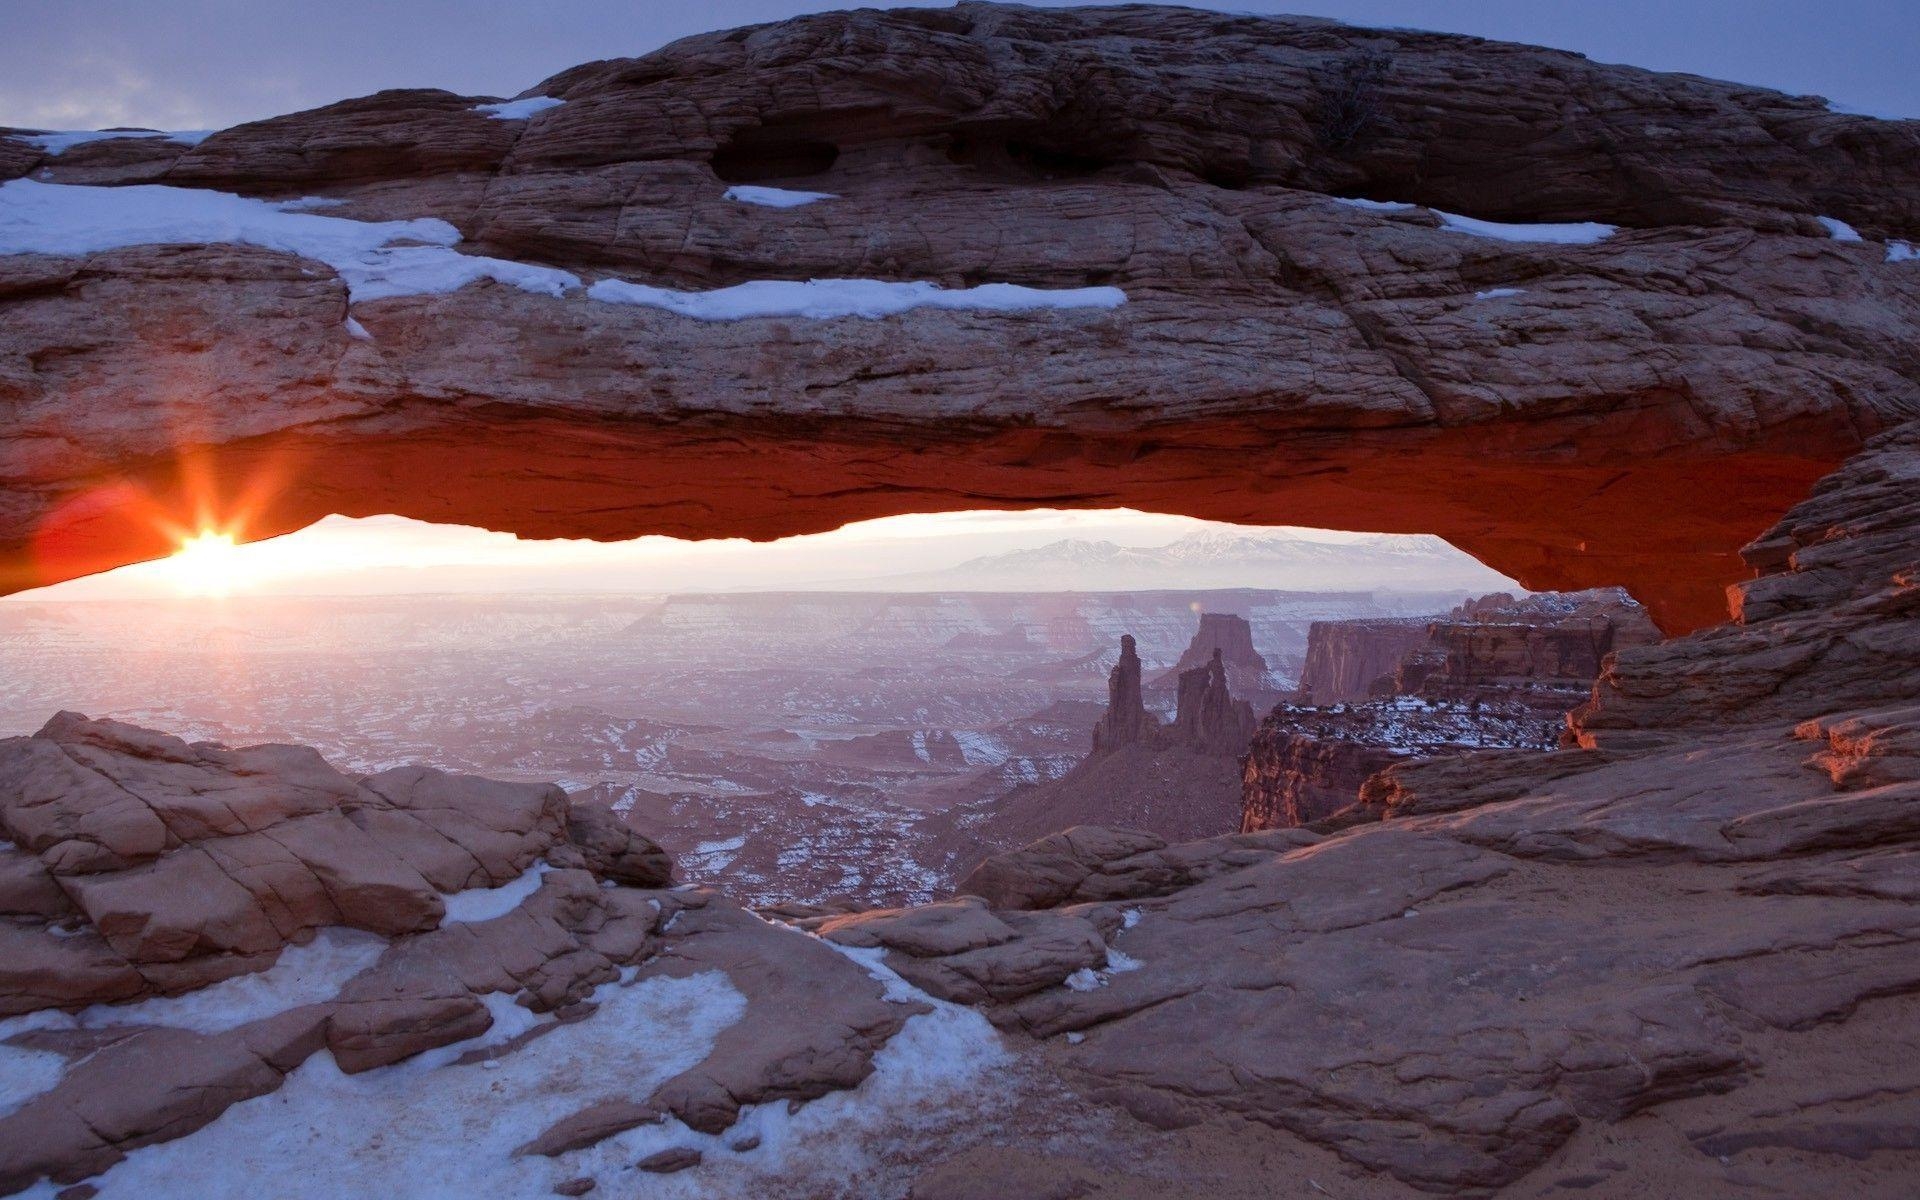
left=1149, top=612, right=1274, bottom=706
left=1296, top=617, right=1433, bottom=705
left=948, top=626, right=1265, bottom=860
left=1244, top=591, right=1658, bottom=829
left=2, top=4, right=1918, bottom=630
left=0, top=714, right=942, bottom=1195
left=1169, top=649, right=1257, bottom=756
left=1089, top=635, right=1150, bottom=755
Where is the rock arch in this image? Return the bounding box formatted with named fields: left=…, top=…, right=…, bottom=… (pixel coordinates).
left=2, top=4, right=1916, bottom=634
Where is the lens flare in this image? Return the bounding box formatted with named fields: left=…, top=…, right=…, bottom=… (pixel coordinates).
left=161, top=530, right=245, bottom=596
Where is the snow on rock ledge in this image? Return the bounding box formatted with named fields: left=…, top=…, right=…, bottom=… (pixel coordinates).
left=723, top=184, right=837, bottom=208
left=0, top=180, right=1124, bottom=317
left=586, top=277, right=1127, bottom=321
left=6, top=129, right=213, bottom=156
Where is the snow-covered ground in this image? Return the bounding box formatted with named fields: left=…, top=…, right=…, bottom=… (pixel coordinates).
left=1432, top=209, right=1615, bottom=245
left=442, top=861, right=553, bottom=923
left=13, top=926, right=1017, bottom=1200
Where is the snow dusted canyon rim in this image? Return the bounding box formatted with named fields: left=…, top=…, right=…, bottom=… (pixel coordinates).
left=0, top=2, right=1919, bottom=1198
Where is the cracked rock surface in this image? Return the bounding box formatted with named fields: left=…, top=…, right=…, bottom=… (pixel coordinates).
left=3, top=5, right=1919, bottom=630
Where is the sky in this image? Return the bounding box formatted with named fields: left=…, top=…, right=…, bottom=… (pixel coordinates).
left=1, top=0, right=1915, bottom=131
left=10, top=512, right=1506, bottom=601
left=1, top=1, right=1905, bottom=600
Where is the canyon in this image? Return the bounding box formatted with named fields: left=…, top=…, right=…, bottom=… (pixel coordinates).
left=0, top=587, right=1394, bottom=909
left=0, top=4, right=1918, bottom=1198
left=1243, top=591, right=1659, bottom=829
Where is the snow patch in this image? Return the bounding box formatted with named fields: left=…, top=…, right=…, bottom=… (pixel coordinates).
left=685, top=835, right=747, bottom=872
left=0, top=179, right=580, bottom=304
left=586, top=276, right=1126, bottom=321
left=1816, top=216, right=1864, bottom=242
left=55, top=972, right=743, bottom=1200
left=1063, top=967, right=1104, bottom=992
left=949, top=731, right=1008, bottom=766
left=441, top=861, right=552, bottom=924
left=1888, top=241, right=1917, bottom=264
left=0, top=180, right=1124, bottom=319
left=10, top=129, right=213, bottom=156
left=343, top=243, right=578, bottom=303
left=1433, top=209, right=1616, bottom=245
left=473, top=96, right=565, bottom=120
left=343, top=316, right=372, bottom=341
left=724, top=185, right=837, bottom=208
left=273, top=196, right=345, bottom=212
left=1473, top=287, right=1526, bottom=300
left=0, top=1043, right=68, bottom=1119
left=1331, top=196, right=1417, bottom=212
left=1105, top=949, right=1143, bottom=974
left=0, top=928, right=384, bottom=1042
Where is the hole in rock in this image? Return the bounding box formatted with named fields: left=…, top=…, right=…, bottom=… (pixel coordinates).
left=6, top=509, right=1658, bottom=911
left=944, top=129, right=1119, bottom=180
left=710, top=126, right=841, bottom=183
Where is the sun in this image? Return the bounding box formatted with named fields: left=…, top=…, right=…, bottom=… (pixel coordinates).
left=161, top=530, right=246, bottom=596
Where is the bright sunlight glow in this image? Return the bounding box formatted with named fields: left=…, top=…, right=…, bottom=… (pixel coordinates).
left=157, top=531, right=245, bottom=596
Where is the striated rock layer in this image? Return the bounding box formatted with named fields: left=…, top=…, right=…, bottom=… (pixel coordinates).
left=1296, top=617, right=1433, bottom=705
left=1, top=4, right=1918, bottom=630
left=1243, top=591, right=1653, bottom=829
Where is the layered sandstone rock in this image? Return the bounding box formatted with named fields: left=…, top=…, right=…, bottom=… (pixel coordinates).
left=1149, top=613, right=1275, bottom=708
left=1296, top=617, right=1432, bottom=704
left=1244, top=591, right=1655, bottom=830
left=1239, top=727, right=1406, bottom=830
left=1406, top=589, right=1660, bottom=705
left=3, top=5, right=1919, bottom=630
left=1088, top=635, right=1151, bottom=755
left=1168, top=649, right=1257, bottom=756
left=939, top=428, right=1920, bottom=1194
left=0, top=716, right=966, bottom=1197
left=3, top=7, right=1920, bottom=1196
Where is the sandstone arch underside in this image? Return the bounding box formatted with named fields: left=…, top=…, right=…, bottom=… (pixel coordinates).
left=2, top=4, right=1916, bottom=632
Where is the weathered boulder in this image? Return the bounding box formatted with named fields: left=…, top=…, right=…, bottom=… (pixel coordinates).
left=0, top=713, right=667, bottom=1020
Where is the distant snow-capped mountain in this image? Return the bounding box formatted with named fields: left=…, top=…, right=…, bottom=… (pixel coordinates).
left=844, top=529, right=1514, bottom=592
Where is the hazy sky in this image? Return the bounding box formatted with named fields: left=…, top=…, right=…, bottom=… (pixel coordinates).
left=2, top=0, right=1915, bottom=132
left=11, top=512, right=1496, bottom=602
